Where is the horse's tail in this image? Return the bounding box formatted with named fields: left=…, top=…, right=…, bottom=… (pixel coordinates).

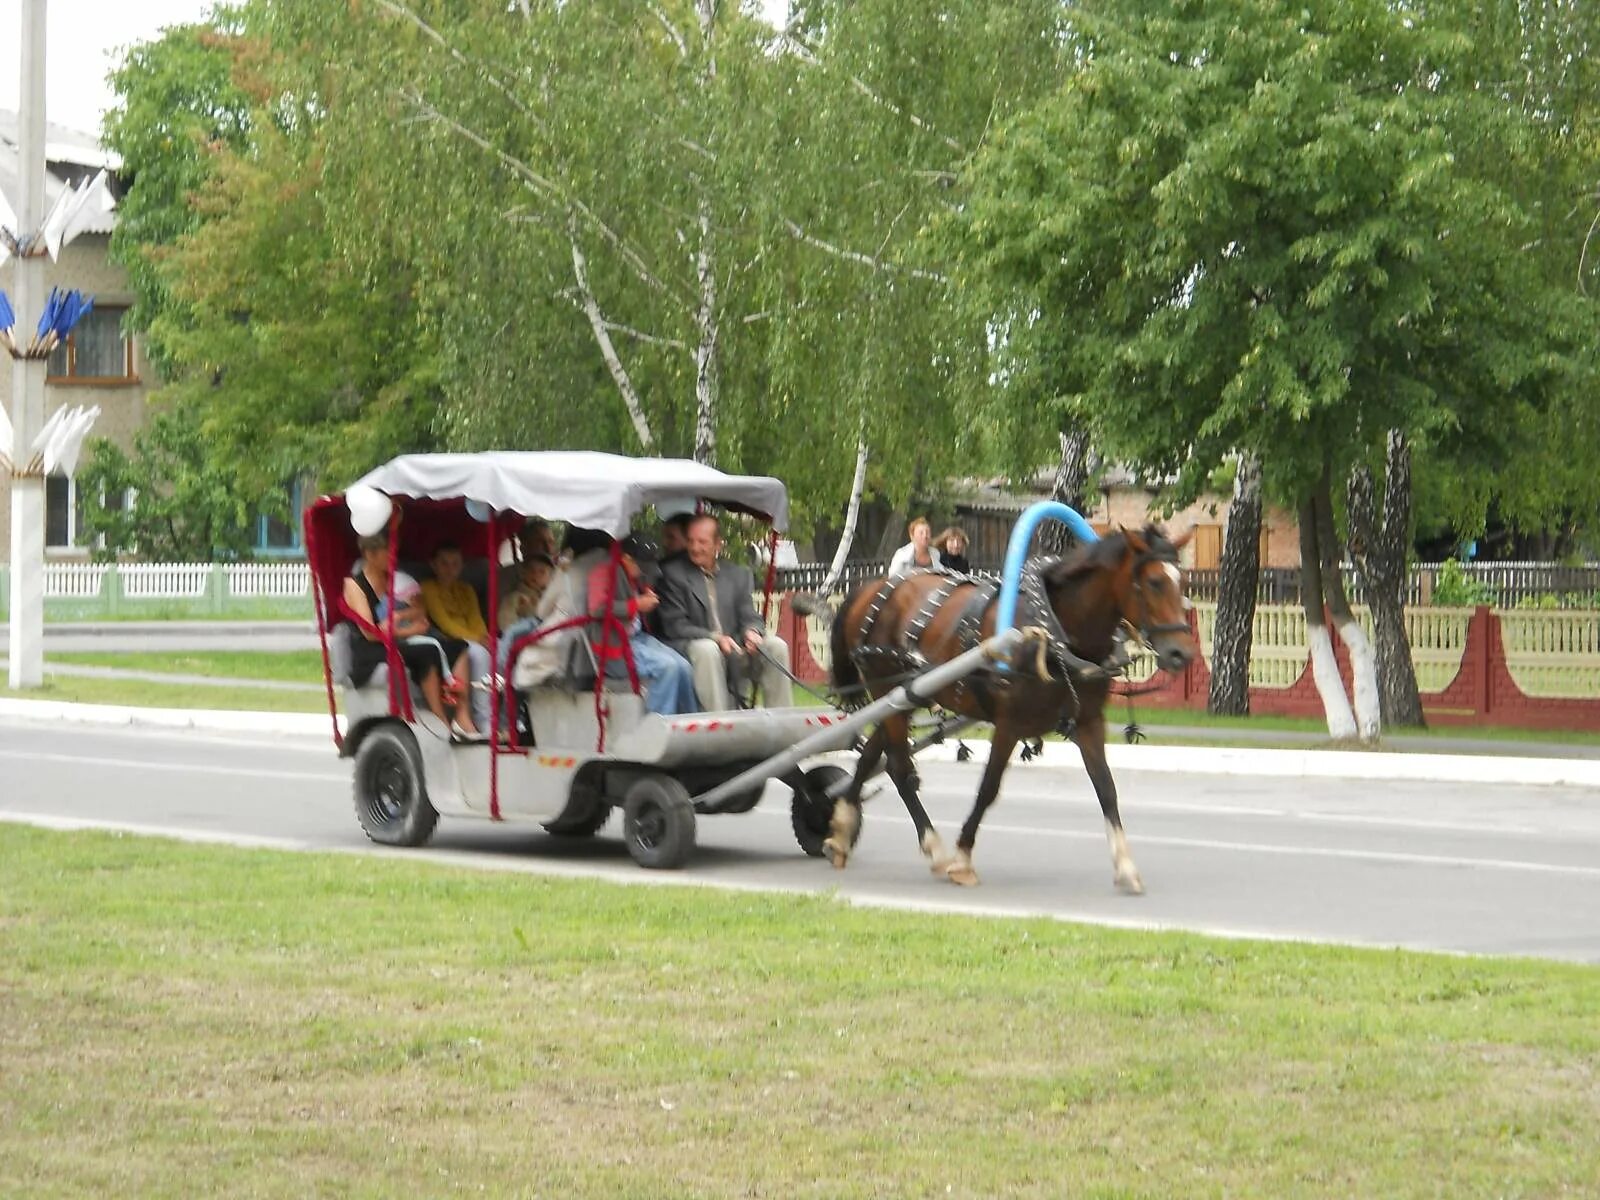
left=828, top=583, right=871, bottom=696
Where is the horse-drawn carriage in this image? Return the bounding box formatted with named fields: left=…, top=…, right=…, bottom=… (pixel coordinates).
left=305, top=451, right=867, bottom=869
left=306, top=451, right=1198, bottom=890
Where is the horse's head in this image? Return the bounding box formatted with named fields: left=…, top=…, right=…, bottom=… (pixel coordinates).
left=1117, top=524, right=1199, bottom=673
left=1045, top=524, right=1199, bottom=674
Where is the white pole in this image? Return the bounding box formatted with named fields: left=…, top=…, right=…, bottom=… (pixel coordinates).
left=7, top=0, right=48, bottom=687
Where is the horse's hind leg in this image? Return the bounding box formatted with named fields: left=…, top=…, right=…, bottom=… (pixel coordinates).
left=1076, top=714, right=1143, bottom=894
left=878, top=713, right=950, bottom=872
left=824, top=725, right=885, bottom=870
left=943, top=730, right=1018, bottom=887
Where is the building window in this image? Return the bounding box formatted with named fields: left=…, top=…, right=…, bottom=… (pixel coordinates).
left=252, top=479, right=306, bottom=556
left=47, top=307, right=136, bottom=383
left=45, top=477, right=134, bottom=551
left=46, top=475, right=75, bottom=547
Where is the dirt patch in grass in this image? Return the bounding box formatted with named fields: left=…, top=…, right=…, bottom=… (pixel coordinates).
left=2, top=827, right=1598, bottom=1198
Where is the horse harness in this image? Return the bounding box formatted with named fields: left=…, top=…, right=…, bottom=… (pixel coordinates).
left=849, top=542, right=1185, bottom=690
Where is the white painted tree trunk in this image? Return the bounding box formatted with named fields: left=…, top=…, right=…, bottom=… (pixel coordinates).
left=1307, top=623, right=1358, bottom=740
left=1335, top=616, right=1381, bottom=742
left=819, top=434, right=869, bottom=596
left=1300, top=495, right=1357, bottom=740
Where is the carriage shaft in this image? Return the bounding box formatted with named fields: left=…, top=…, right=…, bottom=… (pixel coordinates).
left=690, top=629, right=1022, bottom=810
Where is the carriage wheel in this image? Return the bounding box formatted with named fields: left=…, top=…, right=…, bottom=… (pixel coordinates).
left=790, top=764, right=859, bottom=858
left=352, top=724, right=439, bottom=848
left=622, top=776, right=697, bottom=870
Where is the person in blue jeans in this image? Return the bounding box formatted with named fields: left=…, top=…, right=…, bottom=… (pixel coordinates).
left=586, top=537, right=698, bottom=716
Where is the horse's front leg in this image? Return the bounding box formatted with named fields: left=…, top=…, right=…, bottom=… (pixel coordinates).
left=1076, top=714, right=1143, bottom=894
left=941, top=729, right=1019, bottom=887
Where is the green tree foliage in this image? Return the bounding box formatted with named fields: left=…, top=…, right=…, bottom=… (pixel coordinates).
left=949, top=0, right=1595, bottom=511
left=238, top=0, right=1072, bottom=535
left=1411, top=0, right=1600, bottom=554
left=76, top=402, right=257, bottom=561
left=101, top=12, right=253, bottom=370
left=83, top=10, right=443, bottom=556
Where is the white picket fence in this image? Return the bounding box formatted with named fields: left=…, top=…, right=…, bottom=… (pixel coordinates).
left=119, top=563, right=212, bottom=599
left=226, top=563, right=311, bottom=598
left=43, top=563, right=109, bottom=598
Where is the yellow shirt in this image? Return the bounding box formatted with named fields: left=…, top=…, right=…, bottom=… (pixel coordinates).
left=420, top=578, right=488, bottom=643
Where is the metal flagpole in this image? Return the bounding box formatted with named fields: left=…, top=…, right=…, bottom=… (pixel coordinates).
left=7, top=0, right=48, bottom=688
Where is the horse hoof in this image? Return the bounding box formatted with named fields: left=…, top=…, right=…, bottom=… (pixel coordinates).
left=945, top=863, right=980, bottom=887
left=823, top=839, right=850, bottom=870
left=1115, top=869, right=1145, bottom=896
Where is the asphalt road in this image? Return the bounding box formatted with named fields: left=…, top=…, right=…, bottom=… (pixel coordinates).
left=3, top=720, right=1598, bottom=963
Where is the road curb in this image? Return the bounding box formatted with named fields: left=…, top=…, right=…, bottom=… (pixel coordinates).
left=0, top=697, right=338, bottom=737
left=3, top=695, right=1597, bottom=786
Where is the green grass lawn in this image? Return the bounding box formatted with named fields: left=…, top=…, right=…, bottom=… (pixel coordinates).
left=51, top=649, right=325, bottom=684
left=2, top=676, right=327, bottom=713
left=2, top=825, right=1597, bottom=1198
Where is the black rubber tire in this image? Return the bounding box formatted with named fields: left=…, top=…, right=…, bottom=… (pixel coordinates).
left=622, top=776, right=697, bottom=869
left=790, top=764, right=857, bottom=858
left=352, top=723, right=438, bottom=847
left=543, top=801, right=613, bottom=838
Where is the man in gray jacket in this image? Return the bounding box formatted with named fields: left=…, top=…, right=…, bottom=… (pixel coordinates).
left=659, top=514, right=793, bottom=710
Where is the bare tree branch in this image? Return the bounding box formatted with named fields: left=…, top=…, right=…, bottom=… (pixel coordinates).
left=604, top=321, right=687, bottom=351
left=648, top=2, right=689, bottom=58
left=783, top=218, right=947, bottom=283
left=406, top=90, right=692, bottom=310
left=571, top=231, right=656, bottom=452
left=776, top=28, right=967, bottom=157
left=373, top=0, right=545, bottom=131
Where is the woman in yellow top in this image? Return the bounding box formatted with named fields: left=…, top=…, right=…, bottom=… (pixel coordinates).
left=420, top=542, right=491, bottom=730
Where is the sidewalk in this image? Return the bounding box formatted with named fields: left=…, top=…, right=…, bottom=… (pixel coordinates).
left=7, top=657, right=1595, bottom=759
left=1139, top=722, right=1600, bottom=761
left=2, top=688, right=1599, bottom=788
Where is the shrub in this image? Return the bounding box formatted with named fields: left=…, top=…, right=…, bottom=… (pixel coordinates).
left=1431, top=559, right=1496, bottom=607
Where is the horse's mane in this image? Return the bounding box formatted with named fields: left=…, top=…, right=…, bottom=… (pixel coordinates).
left=1045, top=524, right=1175, bottom=588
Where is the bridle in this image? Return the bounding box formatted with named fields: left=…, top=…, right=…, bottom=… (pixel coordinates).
left=1017, top=539, right=1181, bottom=684
left=1125, top=545, right=1192, bottom=645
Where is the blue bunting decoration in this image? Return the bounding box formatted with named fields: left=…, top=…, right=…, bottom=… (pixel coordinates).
left=11, top=287, right=95, bottom=358
left=0, top=288, right=15, bottom=356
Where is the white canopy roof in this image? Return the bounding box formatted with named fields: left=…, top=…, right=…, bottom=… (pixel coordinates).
left=352, top=451, right=790, bottom=535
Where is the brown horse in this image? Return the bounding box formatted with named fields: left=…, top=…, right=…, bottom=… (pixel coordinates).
left=823, top=525, right=1198, bottom=890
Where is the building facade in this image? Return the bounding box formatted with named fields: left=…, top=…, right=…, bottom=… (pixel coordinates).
left=2, top=113, right=149, bottom=562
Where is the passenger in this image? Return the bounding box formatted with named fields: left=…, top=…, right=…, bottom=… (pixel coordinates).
left=498, top=517, right=560, bottom=611
left=342, top=534, right=483, bottom=739
left=420, top=542, right=492, bottom=731
left=936, top=525, right=971, bottom=574
left=888, top=515, right=941, bottom=574
left=508, top=527, right=617, bottom=686
left=586, top=535, right=698, bottom=716
left=659, top=512, right=693, bottom=563
left=496, top=551, right=555, bottom=672
left=659, top=514, right=793, bottom=710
